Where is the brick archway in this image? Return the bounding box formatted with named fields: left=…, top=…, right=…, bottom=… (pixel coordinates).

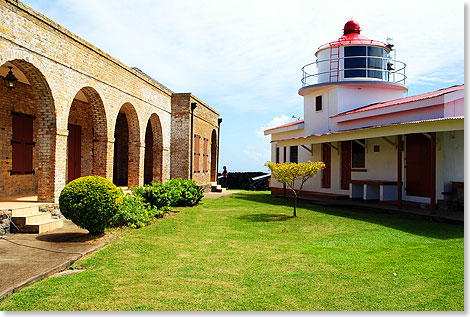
left=210, top=129, right=217, bottom=182
left=0, top=60, right=56, bottom=202
left=113, top=103, right=140, bottom=187
left=144, top=113, right=163, bottom=184
left=67, top=87, right=108, bottom=182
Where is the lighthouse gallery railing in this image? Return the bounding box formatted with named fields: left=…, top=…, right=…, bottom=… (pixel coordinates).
left=301, top=55, right=407, bottom=87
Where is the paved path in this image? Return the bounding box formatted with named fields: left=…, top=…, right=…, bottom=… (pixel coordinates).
left=204, top=190, right=239, bottom=199
left=0, top=220, right=105, bottom=299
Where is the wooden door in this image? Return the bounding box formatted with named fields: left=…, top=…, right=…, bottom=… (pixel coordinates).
left=67, top=124, right=81, bottom=183
left=11, top=113, right=34, bottom=174
left=322, top=143, right=331, bottom=188
left=341, top=141, right=351, bottom=190
left=405, top=133, right=430, bottom=197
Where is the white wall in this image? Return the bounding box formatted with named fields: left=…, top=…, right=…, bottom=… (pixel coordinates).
left=303, top=86, right=337, bottom=135
left=442, top=130, right=464, bottom=192
left=336, top=85, right=405, bottom=115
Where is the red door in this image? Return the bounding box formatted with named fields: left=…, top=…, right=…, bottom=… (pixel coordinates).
left=67, top=124, right=81, bottom=183
left=322, top=143, right=331, bottom=188
left=405, top=133, right=431, bottom=197
left=341, top=141, right=351, bottom=190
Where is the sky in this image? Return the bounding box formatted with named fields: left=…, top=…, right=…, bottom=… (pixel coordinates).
left=21, top=0, right=464, bottom=172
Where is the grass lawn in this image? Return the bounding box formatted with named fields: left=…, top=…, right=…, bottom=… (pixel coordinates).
left=0, top=191, right=463, bottom=311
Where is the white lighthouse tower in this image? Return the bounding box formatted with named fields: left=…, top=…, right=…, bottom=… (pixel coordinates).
left=300, top=20, right=407, bottom=134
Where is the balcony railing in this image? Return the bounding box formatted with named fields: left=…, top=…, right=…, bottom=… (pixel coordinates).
left=301, top=55, right=407, bottom=87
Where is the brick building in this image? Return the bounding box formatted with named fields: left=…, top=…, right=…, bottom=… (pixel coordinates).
left=0, top=0, right=221, bottom=203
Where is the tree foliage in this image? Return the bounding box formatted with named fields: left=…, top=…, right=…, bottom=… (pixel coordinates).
left=265, top=161, right=325, bottom=217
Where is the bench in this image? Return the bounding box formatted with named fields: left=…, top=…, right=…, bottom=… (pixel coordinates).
left=349, top=180, right=398, bottom=201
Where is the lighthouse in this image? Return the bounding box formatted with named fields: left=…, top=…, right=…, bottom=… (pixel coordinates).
left=300, top=20, right=407, bottom=134
left=265, top=18, right=463, bottom=213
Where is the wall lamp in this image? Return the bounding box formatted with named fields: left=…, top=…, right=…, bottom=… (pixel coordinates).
left=4, top=66, right=18, bottom=89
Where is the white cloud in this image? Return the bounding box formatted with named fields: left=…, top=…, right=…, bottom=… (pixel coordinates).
left=255, top=114, right=292, bottom=138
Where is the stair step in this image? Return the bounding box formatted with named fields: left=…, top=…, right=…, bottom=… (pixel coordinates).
left=12, top=212, right=52, bottom=226
left=11, top=206, right=39, bottom=217
left=23, top=218, right=64, bottom=234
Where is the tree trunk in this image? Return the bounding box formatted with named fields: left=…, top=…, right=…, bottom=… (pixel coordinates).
left=293, top=193, right=297, bottom=217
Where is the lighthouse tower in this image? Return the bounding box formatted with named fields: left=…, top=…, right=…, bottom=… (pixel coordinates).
left=300, top=20, right=407, bottom=134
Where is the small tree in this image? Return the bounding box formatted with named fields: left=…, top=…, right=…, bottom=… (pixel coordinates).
left=265, top=161, right=325, bottom=217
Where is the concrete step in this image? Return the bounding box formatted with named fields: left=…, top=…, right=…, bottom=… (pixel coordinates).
left=12, top=212, right=52, bottom=226
left=211, top=184, right=226, bottom=193
left=11, top=205, right=39, bottom=217
left=23, top=218, right=64, bottom=234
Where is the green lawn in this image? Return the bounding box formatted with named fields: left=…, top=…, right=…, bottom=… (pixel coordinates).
left=0, top=191, right=463, bottom=311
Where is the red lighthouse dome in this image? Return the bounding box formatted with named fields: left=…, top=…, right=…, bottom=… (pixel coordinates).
left=343, top=20, right=361, bottom=34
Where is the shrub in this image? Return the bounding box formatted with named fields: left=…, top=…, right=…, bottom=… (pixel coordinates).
left=59, top=176, right=123, bottom=234
left=110, top=193, right=169, bottom=229
left=165, top=178, right=204, bottom=207
left=131, top=182, right=170, bottom=210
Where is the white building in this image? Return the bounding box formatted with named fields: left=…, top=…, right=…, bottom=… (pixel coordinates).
left=264, top=20, right=464, bottom=212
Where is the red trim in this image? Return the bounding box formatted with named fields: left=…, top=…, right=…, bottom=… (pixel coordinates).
left=397, top=135, right=402, bottom=209
left=264, top=120, right=304, bottom=133
left=274, top=116, right=463, bottom=143
left=332, top=85, right=464, bottom=118
left=430, top=132, right=436, bottom=213
left=317, top=32, right=388, bottom=53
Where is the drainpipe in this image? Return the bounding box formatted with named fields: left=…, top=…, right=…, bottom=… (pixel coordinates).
left=190, top=102, right=198, bottom=179
left=217, top=118, right=222, bottom=182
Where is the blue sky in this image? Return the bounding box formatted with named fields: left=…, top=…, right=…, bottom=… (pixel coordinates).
left=22, top=0, right=464, bottom=172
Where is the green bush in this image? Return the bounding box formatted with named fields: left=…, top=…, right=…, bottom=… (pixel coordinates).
left=59, top=176, right=123, bottom=234
left=110, top=193, right=169, bottom=229
left=131, top=182, right=169, bottom=210
left=165, top=178, right=204, bottom=207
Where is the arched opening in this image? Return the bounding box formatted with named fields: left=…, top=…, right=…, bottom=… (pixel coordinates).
left=210, top=129, right=217, bottom=182
left=144, top=120, right=153, bottom=185
left=0, top=60, right=56, bottom=202
left=67, top=87, right=107, bottom=183
left=113, top=103, right=140, bottom=188
left=144, top=113, right=163, bottom=184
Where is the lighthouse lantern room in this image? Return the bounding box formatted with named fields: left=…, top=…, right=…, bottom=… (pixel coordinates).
left=299, top=20, right=408, bottom=134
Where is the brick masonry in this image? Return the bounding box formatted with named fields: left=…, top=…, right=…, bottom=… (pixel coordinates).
left=0, top=0, right=220, bottom=202
left=171, top=94, right=219, bottom=189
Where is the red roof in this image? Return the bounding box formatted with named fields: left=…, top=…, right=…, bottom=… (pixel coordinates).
left=275, top=116, right=464, bottom=142
left=317, top=20, right=389, bottom=54
left=332, top=84, right=464, bottom=118
left=264, top=120, right=304, bottom=132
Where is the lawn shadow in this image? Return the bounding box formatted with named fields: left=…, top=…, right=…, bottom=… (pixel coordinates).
left=232, top=192, right=463, bottom=240
left=237, top=213, right=296, bottom=222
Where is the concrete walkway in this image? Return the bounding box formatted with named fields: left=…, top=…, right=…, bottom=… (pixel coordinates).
left=204, top=190, right=239, bottom=199
left=0, top=219, right=106, bottom=299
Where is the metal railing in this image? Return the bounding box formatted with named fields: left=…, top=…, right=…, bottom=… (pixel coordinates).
left=301, top=55, right=406, bottom=87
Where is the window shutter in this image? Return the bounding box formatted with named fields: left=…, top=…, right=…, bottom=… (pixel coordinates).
left=203, top=138, right=208, bottom=172
left=194, top=135, right=200, bottom=173
left=11, top=113, right=34, bottom=175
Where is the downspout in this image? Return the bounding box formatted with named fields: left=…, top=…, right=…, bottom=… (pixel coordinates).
left=217, top=118, right=222, bottom=181
left=190, top=102, right=198, bottom=179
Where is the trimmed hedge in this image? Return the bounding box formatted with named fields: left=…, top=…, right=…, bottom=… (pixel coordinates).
left=59, top=176, right=123, bottom=234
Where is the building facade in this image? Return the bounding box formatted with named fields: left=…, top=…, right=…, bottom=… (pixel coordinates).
left=265, top=20, right=464, bottom=212
left=0, top=0, right=220, bottom=203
